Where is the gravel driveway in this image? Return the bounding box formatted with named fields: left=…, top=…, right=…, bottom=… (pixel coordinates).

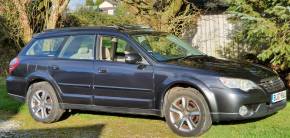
left=0, top=120, right=21, bottom=137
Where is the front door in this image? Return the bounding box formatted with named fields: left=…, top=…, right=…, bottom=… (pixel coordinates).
left=93, top=35, right=154, bottom=109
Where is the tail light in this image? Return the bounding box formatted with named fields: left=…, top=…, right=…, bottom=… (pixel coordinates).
left=9, top=57, right=20, bottom=75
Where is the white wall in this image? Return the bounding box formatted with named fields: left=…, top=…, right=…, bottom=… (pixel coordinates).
left=107, top=9, right=114, bottom=15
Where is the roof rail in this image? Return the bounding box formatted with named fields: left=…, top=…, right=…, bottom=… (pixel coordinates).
left=43, top=26, right=119, bottom=32
left=42, top=25, right=153, bottom=33
left=116, top=25, right=153, bottom=31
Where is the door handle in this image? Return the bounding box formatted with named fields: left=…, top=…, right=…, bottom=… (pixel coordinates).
left=137, top=64, right=147, bottom=70
left=51, top=65, right=59, bottom=70
left=98, top=68, right=107, bottom=73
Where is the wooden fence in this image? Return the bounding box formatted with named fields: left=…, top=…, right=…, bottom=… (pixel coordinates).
left=190, top=14, right=247, bottom=59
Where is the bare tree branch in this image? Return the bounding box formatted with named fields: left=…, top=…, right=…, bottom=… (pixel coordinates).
left=59, top=0, right=70, bottom=14
left=47, top=0, right=70, bottom=29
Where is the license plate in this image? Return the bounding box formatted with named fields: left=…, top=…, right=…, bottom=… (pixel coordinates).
left=271, top=90, right=287, bottom=103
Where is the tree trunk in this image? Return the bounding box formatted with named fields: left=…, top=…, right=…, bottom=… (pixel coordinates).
left=47, top=10, right=59, bottom=29
left=286, top=73, right=290, bottom=88
left=18, top=11, right=32, bottom=43
left=46, top=0, right=70, bottom=29
left=12, top=0, right=33, bottom=43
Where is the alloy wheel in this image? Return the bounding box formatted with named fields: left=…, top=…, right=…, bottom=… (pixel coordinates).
left=31, top=90, right=53, bottom=119
left=169, top=96, right=201, bottom=132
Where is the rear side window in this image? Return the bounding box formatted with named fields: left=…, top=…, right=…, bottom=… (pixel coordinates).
left=25, top=37, right=65, bottom=57
left=58, top=35, right=95, bottom=60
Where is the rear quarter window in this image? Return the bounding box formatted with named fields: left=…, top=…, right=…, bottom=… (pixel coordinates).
left=25, top=37, right=65, bottom=57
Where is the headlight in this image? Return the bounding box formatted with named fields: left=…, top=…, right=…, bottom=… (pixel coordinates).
left=219, top=77, right=260, bottom=91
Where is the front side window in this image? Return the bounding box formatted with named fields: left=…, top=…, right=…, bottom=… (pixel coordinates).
left=26, top=37, right=65, bottom=57
left=133, top=34, right=204, bottom=62
left=99, top=36, right=139, bottom=63
left=58, top=35, right=95, bottom=60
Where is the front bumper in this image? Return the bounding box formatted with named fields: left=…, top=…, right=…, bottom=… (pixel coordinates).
left=210, top=87, right=287, bottom=122
left=215, top=100, right=286, bottom=121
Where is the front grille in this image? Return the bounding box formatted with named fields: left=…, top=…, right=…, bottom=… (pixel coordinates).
left=259, top=77, right=285, bottom=92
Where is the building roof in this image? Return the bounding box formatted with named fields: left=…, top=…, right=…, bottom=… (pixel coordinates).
left=99, top=0, right=117, bottom=8
left=103, top=0, right=117, bottom=5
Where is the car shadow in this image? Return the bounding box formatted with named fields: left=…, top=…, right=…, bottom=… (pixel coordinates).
left=66, top=108, right=278, bottom=126
left=2, top=124, right=105, bottom=138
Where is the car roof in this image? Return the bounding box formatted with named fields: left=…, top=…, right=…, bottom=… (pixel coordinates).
left=33, top=25, right=164, bottom=38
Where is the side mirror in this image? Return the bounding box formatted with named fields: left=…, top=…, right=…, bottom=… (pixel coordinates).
left=125, top=53, right=142, bottom=64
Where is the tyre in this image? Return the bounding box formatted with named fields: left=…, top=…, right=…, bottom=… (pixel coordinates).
left=27, top=82, right=64, bottom=123
left=163, top=87, right=212, bottom=137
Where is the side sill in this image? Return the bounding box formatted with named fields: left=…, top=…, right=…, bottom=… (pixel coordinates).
left=60, top=103, right=162, bottom=117
left=8, top=93, right=25, bottom=102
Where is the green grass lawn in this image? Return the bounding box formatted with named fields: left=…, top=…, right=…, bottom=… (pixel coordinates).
left=0, top=77, right=289, bottom=137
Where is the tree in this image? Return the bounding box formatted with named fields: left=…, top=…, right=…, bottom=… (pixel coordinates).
left=0, top=1, right=24, bottom=50
left=11, top=0, right=33, bottom=43
left=86, top=0, right=103, bottom=6
left=2, top=0, right=70, bottom=43
left=64, top=2, right=132, bottom=27
left=47, top=0, right=70, bottom=29
left=86, top=0, right=95, bottom=6
left=95, top=0, right=103, bottom=6
left=122, top=0, right=201, bottom=36
left=0, top=0, right=70, bottom=76
left=228, top=0, right=290, bottom=70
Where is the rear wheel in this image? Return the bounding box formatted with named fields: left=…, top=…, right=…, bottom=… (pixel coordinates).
left=27, top=82, right=64, bottom=123
left=163, top=87, right=212, bottom=137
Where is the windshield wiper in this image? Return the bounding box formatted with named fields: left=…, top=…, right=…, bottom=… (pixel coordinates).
left=159, top=54, right=207, bottom=62
left=177, top=54, right=207, bottom=62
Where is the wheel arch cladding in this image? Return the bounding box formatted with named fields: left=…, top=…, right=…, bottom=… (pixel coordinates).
left=159, top=80, right=219, bottom=120
left=25, top=72, right=63, bottom=103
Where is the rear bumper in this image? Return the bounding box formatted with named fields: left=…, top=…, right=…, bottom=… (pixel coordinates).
left=6, top=76, right=27, bottom=98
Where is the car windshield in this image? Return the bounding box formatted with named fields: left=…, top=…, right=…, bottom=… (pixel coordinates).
left=133, top=33, right=204, bottom=62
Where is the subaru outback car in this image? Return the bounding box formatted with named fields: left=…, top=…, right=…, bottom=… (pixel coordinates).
left=6, top=26, right=287, bottom=137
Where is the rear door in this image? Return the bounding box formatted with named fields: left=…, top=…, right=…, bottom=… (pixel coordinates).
left=93, top=34, right=154, bottom=109
left=50, top=34, right=96, bottom=105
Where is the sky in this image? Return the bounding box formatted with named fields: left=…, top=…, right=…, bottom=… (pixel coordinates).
left=68, top=0, right=85, bottom=10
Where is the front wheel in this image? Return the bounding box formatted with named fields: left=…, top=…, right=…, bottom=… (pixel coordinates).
left=163, top=87, right=212, bottom=137
left=27, top=82, right=64, bottom=123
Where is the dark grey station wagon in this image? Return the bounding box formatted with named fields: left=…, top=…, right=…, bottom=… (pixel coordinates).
left=6, top=26, right=287, bottom=136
